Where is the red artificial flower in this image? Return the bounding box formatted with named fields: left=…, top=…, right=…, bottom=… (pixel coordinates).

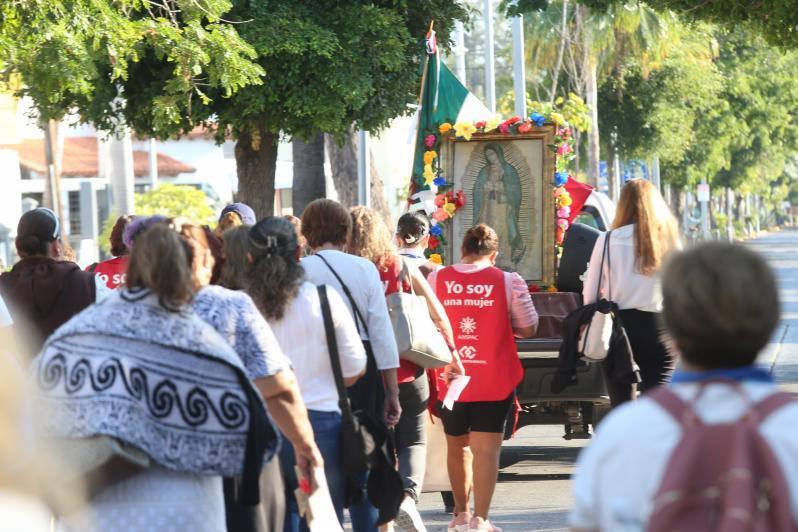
left=432, top=208, right=449, bottom=222
left=475, top=120, right=487, bottom=129
left=556, top=227, right=565, bottom=244
left=434, top=194, right=446, bottom=208
left=498, top=122, right=510, bottom=134
left=517, top=121, right=532, bottom=133
left=529, top=283, right=541, bottom=293
left=428, top=236, right=440, bottom=249
left=454, top=190, right=466, bottom=208
left=507, top=116, right=521, bottom=125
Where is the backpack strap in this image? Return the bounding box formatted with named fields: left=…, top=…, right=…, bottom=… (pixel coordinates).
left=647, top=387, right=695, bottom=425
left=752, top=391, right=797, bottom=421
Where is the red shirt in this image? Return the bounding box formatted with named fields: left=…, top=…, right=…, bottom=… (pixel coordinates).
left=378, top=258, right=421, bottom=384
left=434, top=265, right=522, bottom=402
left=89, top=256, right=129, bottom=289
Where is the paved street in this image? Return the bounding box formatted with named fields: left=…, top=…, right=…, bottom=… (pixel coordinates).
left=413, top=229, right=798, bottom=531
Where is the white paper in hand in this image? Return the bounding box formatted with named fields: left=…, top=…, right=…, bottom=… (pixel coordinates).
left=304, top=466, right=343, bottom=532
left=443, top=374, right=471, bottom=410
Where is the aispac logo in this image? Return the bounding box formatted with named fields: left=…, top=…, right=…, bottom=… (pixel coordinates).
left=459, top=316, right=477, bottom=334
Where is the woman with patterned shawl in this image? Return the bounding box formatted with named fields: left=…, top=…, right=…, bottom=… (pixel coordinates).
left=31, top=223, right=276, bottom=531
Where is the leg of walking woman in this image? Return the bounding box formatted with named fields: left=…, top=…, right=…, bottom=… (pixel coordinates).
left=618, top=310, right=674, bottom=394
left=445, top=434, right=473, bottom=519
left=469, top=432, right=504, bottom=522
left=394, top=375, right=430, bottom=531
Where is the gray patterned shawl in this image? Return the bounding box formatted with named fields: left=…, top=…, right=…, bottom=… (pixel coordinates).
left=31, top=288, right=276, bottom=484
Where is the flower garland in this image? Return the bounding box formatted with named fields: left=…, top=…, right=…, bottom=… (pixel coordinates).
left=409, top=106, right=578, bottom=267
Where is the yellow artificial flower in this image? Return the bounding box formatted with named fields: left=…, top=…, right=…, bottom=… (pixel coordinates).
left=453, top=121, right=477, bottom=141
left=439, top=123, right=453, bottom=134
left=429, top=253, right=443, bottom=265
left=484, top=115, right=502, bottom=133
left=550, top=113, right=566, bottom=126
left=423, top=150, right=437, bottom=165
left=558, top=194, right=573, bottom=207
left=423, top=164, right=436, bottom=185
left=443, top=200, right=457, bottom=217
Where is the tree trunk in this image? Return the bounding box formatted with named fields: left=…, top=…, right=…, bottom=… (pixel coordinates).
left=291, top=133, right=326, bottom=216
left=324, top=130, right=391, bottom=221
left=549, top=0, right=569, bottom=103
left=235, top=126, right=278, bottom=220
left=606, top=143, right=616, bottom=200
left=585, top=61, right=601, bottom=189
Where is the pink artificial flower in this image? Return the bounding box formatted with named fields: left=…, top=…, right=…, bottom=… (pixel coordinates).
left=432, top=208, right=449, bottom=222
left=507, top=116, right=521, bottom=125
left=425, top=134, right=436, bottom=148
left=557, top=143, right=573, bottom=156
left=498, top=122, right=510, bottom=134
left=557, top=207, right=571, bottom=218
left=558, top=218, right=570, bottom=230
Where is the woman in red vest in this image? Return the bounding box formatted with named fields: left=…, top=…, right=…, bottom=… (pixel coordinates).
left=428, top=224, right=537, bottom=532
left=86, top=215, right=134, bottom=289
left=349, top=206, right=457, bottom=532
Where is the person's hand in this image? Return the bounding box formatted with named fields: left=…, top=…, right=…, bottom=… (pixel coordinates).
left=293, top=441, right=323, bottom=486
left=384, top=392, right=402, bottom=427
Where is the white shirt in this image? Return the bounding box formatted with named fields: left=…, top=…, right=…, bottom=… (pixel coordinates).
left=582, top=224, right=662, bottom=312
left=570, top=381, right=798, bottom=531
left=0, top=295, right=12, bottom=327
left=268, top=282, right=367, bottom=412
left=302, top=250, right=400, bottom=370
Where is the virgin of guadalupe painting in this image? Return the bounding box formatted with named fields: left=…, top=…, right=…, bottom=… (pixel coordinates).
left=449, top=135, right=553, bottom=283
left=472, top=144, right=525, bottom=268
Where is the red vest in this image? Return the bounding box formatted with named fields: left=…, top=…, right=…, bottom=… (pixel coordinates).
left=91, top=256, right=129, bottom=289
left=378, top=258, right=419, bottom=384
left=435, top=265, right=522, bottom=402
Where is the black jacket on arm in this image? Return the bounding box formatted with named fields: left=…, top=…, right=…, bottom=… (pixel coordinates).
left=550, top=301, right=640, bottom=394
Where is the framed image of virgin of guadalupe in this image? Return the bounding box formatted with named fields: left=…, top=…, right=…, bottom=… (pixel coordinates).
left=442, top=128, right=557, bottom=285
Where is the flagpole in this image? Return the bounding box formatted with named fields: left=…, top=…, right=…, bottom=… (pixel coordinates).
left=407, top=21, right=435, bottom=206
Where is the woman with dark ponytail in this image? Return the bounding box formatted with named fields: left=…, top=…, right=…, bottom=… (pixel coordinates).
left=247, top=217, right=366, bottom=532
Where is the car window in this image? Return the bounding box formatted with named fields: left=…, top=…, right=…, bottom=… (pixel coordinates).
left=575, top=208, right=603, bottom=231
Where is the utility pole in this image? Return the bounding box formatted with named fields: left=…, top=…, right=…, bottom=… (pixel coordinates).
left=148, top=137, right=158, bottom=190
left=357, top=130, right=370, bottom=207
left=698, top=178, right=710, bottom=240
left=511, top=11, right=527, bottom=118
left=484, top=0, right=496, bottom=113
left=454, top=21, right=468, bottom=84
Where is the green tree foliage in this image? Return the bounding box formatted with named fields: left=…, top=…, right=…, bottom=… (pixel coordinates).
left=97, top=184, right=214, bottom=254
left=1, top=0, right=469, bottom=217
left=581, top=0, right=798, bottom=48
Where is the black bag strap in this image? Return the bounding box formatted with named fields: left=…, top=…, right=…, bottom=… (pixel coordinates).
left=317, top=285, right=358, bottom=425
left=595, top=231, right=612, bottom=302
left=314, top=253, right=369, bottom=336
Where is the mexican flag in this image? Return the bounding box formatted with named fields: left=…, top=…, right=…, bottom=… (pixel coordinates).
left=409, top=28, right=492, bottom=212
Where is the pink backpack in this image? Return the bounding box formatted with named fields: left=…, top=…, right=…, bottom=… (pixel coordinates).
left=647, top=385, right=797, bottom=532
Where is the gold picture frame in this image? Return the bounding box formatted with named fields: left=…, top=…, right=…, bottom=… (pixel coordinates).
left=440, top=126, right=557, bottom=286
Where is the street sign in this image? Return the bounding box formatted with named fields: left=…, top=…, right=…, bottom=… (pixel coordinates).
left=697, top=183, right=710, bottom=202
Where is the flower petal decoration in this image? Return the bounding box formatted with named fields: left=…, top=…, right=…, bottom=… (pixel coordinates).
left=423, top=150, right=437, bottom=165
left=475, top=120, right=487, bottom=129
left=429, top=253, right=443, bottom=265
left=432, top=208, right=449, bottom=222
left=553, top=186, right=566, bottom=197
left=484, top=115, right=502, bottom=133
left=557, top=143, right=573, bottom=156
left=430, top=223, right=443, bottom=237
left=517, top=121, right=532, bottom=133
left=554, top=171, right=569, bottom=187
left=433, top=176, right=447, bottom=187
left=434, top=193, right=446, bottom=208
left=423, top=164, right=436, bottom=185
left=529, top=283, right=541, bottom=293
left=547, top=285, right=558, bottom=293
left=425, top=134, right=437, bottom=148
left=550, top=112, right=566, bottom=126
left=507, top=116, right=522, bottom=125
left=530, top=112, right=545, bottom=127
left=439, top=123, right=452, bottom=134
left=557, top=206, right=571, bottom=219
left=558, top=218, right=570, bottom=230
left=454, top=191, right=466, bottom=208
left=454, top=121, right=477, bottom=141
left=498, top=122, right=510, bottom=134
left=558, top=194, right=573, bottom=207
left=443, top=201, right=457, bottom=217
left=428, top=236, right=440, bottom=249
